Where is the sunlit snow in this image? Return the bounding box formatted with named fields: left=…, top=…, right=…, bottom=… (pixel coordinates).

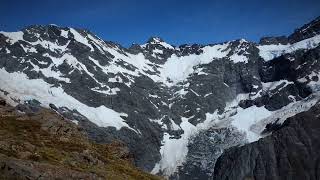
left=0, top=68, right=132, bottom=131
left=258, top=35, right=320, bottom=61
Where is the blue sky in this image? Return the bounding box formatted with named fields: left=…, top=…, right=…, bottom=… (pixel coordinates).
left=1, top=0, right=319, bottom=47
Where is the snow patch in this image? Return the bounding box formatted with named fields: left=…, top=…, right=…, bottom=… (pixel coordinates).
left=258, top=35, right=320, bottom=61
left=151, top=117, right=197, bottom=176
left=60, top=30, right=69, bottom=38
left=69, top=28, right=94, bottom=51
left=0, top=31, right=24, bottom=44
left=0, top=68, right=132, bottom=131
left=251, top=93, right=320, bottom=134
left=159, top=43, right=230, bottom=86
left=262, top=80, right=294, bottom=92
left=231, top=106, right=271, bottom=142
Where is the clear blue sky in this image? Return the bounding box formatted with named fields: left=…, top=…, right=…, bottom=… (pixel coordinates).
left=1, top=0, right=319, bottom=47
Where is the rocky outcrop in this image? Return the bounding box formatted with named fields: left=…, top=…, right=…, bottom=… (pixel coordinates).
left=289, top=16, right=320, bottom=43
left=0, top=99, right=162, bottom=180
left=213, top=103, right=320, bottom=180
left=259, top=36, right=289, bottom=45
left=259, top=16, right=320, bottom=45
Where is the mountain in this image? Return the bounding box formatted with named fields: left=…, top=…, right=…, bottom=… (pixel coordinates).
left=0, top=16, right=319, bottom=179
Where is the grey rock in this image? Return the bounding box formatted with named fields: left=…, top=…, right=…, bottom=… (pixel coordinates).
left=259, top=36, right=289, bottom=45
left=213, top=103, right=320, bottom=180
left=288, top=16, right=320, bottom=43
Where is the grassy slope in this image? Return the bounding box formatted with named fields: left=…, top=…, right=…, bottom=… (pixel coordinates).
left=0, top=103, right=162, bottom=180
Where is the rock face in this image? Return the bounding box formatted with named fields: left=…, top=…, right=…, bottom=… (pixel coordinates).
left=289, top=16, right=320, bottom=43
left=0, top=16, right=320, bottom=179
left=259, top=36, right=289, bottom=45
left=213, top=103, right=320, bottom=180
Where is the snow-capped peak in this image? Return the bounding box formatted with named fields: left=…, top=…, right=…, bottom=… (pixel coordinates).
left=147, top=37, right=164, bottom=43
left=141, top=37, right=174, bottom=49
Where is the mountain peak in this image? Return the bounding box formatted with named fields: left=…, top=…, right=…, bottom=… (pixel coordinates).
left=141, top=36, right=174, bottom=50
left=147, top=37, right=165, bottom=44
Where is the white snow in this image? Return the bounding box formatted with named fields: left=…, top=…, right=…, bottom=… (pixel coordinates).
left=41, top=67, right=70, bottom=83
left=30, top=39, right=70, bottom=53
left=262, top=80, right=294, bottom=92
left=44, top=54, right=118, bottom=93
left=151, top=117, right=197, bottom=176
left=170, top=119, right=181, bottom=131
left=228, top=39, right=250, bottom=63
left=152, top=107, right=235, bottom=176
left=151, top=105, right=233, bottom=176
left=141, top=37, right=174, bottom=49
left=69, top=28, right=94, bottom=51
left=20, top=44, right=37, bottom=53
left=189, top=88, right=200, bottom=96
left=43, top=53, right=89, bottom=76
left=258, top=35, right=320, bottom=61
left=231, top=106, right=271, bottom=142
left=159, top=43, right=230, bottom=86
left=0, top=31, right=24, bottom=44
left=152, top=89, right=320, bottom=176
left=89, top=47, right=163, bottom=85
left=1, top=30, right=70, bottom=53
left=175, top=88, right=188, bottom=96
left=195, top=67, right=208, bottom=75
left=108, top=76, right=123, bottom=83
left=227, top=92, right=320, bottom=143
left=71, top=120, right=79, bottom=125
left=60, top=30, right=69, bottom=38
left=229, top=53, right=248, bottom=63
left=298, top=71, right=320, bottom=91
left=153, top=49, right=163, bottom=54
left=27, top=59, right=70, bottom=83
left=158, top=41, right=174, bottom=49
left=149, top=94, right=160, bottom=98
left=5, top=48, right=10, bottom=54
left=251, top=93, right=320, bottom=134
left=91, top=87, right=120, bottom=95
left=0, top=68, right=132, bottom=131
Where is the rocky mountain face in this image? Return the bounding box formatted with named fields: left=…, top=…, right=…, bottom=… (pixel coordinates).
left=213, top=103, right=320, bottom=180
left=0, top=16, right=319, bottom=179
